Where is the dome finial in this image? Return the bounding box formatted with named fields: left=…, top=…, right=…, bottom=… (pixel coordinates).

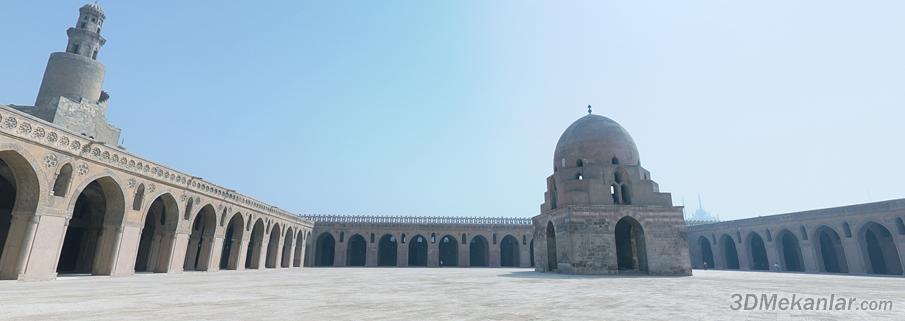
left=587, top=105, right=592, bottom=115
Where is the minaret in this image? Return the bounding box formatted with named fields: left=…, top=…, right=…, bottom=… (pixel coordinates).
left=35, top=3, right=107, bottom=110
left=31, top=3, right=120, bottom=146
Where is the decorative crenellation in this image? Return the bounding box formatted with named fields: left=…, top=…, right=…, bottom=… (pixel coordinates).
left=303, top=214, right=533, bottom=226
left=0, top=106, right=305, bottom=224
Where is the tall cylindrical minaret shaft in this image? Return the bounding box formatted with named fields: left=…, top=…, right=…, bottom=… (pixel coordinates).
left=34, top=3, right=107, bottom=110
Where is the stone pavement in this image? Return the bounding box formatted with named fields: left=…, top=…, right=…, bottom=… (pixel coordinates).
left=0, top=268, right=902, bottom=320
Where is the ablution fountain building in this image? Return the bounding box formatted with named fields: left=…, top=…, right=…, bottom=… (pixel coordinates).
left=0, top=3, right=902, bottom=281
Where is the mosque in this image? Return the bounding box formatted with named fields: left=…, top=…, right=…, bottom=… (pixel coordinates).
left=0, top=3, right=902, bottom=281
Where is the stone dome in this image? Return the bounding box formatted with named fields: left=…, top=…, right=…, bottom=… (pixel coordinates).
left=554, top=114, right=640, bottom=167
left=80, top=2, right=105, bottom=17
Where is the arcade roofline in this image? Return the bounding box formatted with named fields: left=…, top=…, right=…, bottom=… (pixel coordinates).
left=302, top=214, right=533, bottom=226
left=688, top=198, right=905, bottom=231
left=0, top=104, right=308, bottom=225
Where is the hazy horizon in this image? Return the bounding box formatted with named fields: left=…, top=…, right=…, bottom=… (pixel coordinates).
left=2, top=1, right=903, bottom=221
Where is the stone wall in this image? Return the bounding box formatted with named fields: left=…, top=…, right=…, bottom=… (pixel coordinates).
left=0, top=105, right=312, bottom=281
left=304, top=215, right=534, bottom=268
left=687, top=199, right=905, bottom=276
left=533, top=205, right=691, bottom=275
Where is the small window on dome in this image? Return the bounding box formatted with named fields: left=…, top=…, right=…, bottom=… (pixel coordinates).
left=612, top=157, right=619, bottom=165
left=561, top=158, right=566, bottom=168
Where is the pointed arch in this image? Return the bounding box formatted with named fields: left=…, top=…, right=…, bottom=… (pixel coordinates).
left=546, top=221, right=557, bottom=271
left=615, top=216, right=647, bottom=272
left=719, top=234, right=739, bottom=269
left=0, top=150, right=41, bottom=279
left=438, top=234, right=458, bottom=267
left=378, top=234, right=398, bottom=266
left=500, top=235, right=520, bottom=267
left=58, top=176, right=126, bottom=275
left=777, top=229, right=804, bottom=272
left=314, top=232, right=335, bottom=267
left=697, top=236, right=714, bottom=268
left=132, top=184, right=145, bottom=211
left=51, top=163, right=73, bottom=197
left=245, top=218, right=266, bottom=269
left=183, top=204, right=216, bottom=271
left=265, top=223, right=281, bottom=268
left=293, top=229, right=304, bottom=267
left=219, top=212, right=245, bottom=270
left=814, top=225, right=848, bottom=273
left=183, top=198, right=194, bottom=221
left=859, top=221, right=903, bottom=275
left=408, top=234, right=427, bottom=266
left=280, top=227, right=294, bottom=267
left=746, top=231, right=769, bottom=270
left=346, top=234, right=366, bottom=266
left=134, top=193, right=179, bottom=273
left=469, top=235, right=489, bottom=267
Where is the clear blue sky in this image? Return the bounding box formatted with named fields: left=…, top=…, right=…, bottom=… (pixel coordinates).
left=2, top=1, right=904, bottom=220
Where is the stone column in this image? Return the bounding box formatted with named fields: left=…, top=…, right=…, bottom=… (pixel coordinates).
left=490, top=240, right=501, bottom=267
left=296, top=232, right=307, bottom=268
left=235, top=231, right=251, bottom=271
left=273, top=236, right=292, bottom=269
left=208, top=236, right=223, bottom=272
left=366, top=239, right=377, bottom=267
left=427, top=239, right=439, bottom=267
left=258, top=238, right=269, bottom=269
left=713, top=241, right=726, bottom=269
left=112, top=223, right=142, bottom=276
left=841, top=237, right=865, bottom=274
left=334, top=238, right=346, bottom=267
left=273, top=235, right=283, bottom=269
left=399, top=241, right=408, bottom=267
left=895, top=235, right=905, bottom=276
left=800, top=240, right=818, bottom=273
left=284, top=234, right=295, bottom=268
left=736, top=241, right=751, bottom=271
left=764, top=240, right=780, bottom=271
left=170, top=232, right=189, bottom=273
left=519, top=240, right=531, bottom=268
left=460, top=240, right=469, bottom=267
left=7, top=209, right=65, bottom=281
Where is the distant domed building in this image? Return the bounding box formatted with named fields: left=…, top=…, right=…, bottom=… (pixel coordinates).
left=532, top=110, right=692, bottom=275
left=685, top=196, right=719, bottom=226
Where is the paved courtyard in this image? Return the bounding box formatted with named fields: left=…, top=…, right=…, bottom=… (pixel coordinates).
left=0, top=268, right=902, bottom=320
